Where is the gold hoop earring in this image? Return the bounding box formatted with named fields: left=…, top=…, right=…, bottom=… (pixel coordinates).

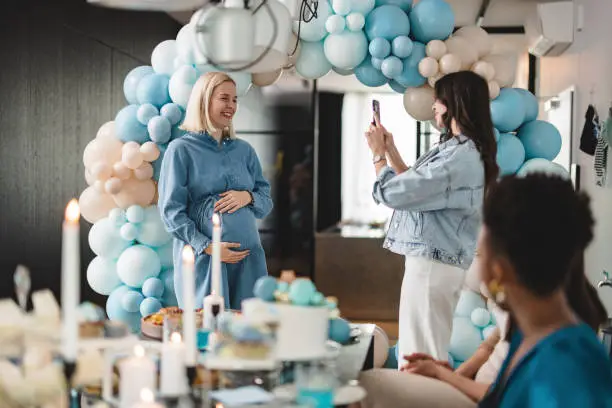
left=488, top=279, right=506, bottom=304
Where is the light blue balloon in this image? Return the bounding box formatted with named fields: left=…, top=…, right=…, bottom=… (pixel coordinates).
left=449, top=317, right=483, bottom=361
left=254, top=276, right=278, bottom=301
left=381, top=56, right=403, bottom=79
left=156, top=241, right=174, bottom=269
left=148, top=116, right=172, bottom=144
left=394, top=41, right=426, bottom=88
left=354, top=57, right=389, bottom=87
left=391, top=35, right=413, bottom=58
left=227, top=71, right=253, bottom=97
left=122, top=290, right=145, bottom=313
left=351, top=0, right=376, bottom=14
left=288, top=279, right=317, bottom=306
left=160, top=103, right=183, bottom=126
left=142, top=277, right=165, bottom=298
left=364, top=5, right=410, bottom=41
left=310, top=291, right=325, bottom=305
left=137, top=104, right=159, bottom=125
left=497, top=132, right=526, bottom=175
left=169, top=65, right=198, bottom=108
left=470, top=308, right=491, bottom=328
left=87, top=256, right=122, bottom=296
left=295, top=41, right=332, bottom=80
left=106, top=286, right=142, bottom=333
left=140, top=297, right=163, bottom=317
left=388, top=80, right=406, bottom=94
left=159, top=268, right=178, bottom=307
left=374, top=0, right=412, bottom=11
left=324, top=31, right=368, bottom=70
left=455, top=290, right=486, bottom=317
left=120, top=223, right=138, bottom=241
left=515, top=88, right=539, bottom=123
left=108, top=208, right=127, bottom=226
left=517, top=158, right=570, bottom=179
left=88, top=217, right=132, bottom=259
left=490, top=88, right=526, bottom=132
left=371, top=57, right=383, bottom=70
left=493, top=128, right=500, bottom=142
left=126, top=205, right=145, bottom=223
left=124, top=66, right=155, bottom=104
left=116, top=245, right=162, bottom=288
left=137, top=73, right=171, bottom=108
left=115, top=105, right=149, bottom=144
left=369, top=37, right=391, bottom=59
left=293, top=0, right=333, bottom=42
left=136, top=206, right=172, bottom=247
left=329, top=318, right=351, bottom=344
left=517, top=120, right=562, bottom=160
left=409, top=0, right=455, bottom=43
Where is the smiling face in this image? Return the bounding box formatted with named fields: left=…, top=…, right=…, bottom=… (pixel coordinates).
left=432, top=99, right=448, bottom=129
left=208, top=80, right=237, bottom=129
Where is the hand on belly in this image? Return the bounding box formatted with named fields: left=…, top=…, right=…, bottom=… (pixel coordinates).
left=205, top=242, right=250, bottom=264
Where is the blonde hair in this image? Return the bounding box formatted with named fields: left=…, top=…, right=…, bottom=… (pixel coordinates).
left=181, top=71, right=236, bottom=138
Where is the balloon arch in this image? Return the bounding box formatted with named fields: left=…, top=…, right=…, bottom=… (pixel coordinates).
left=80, top=0, right=567, bottom=343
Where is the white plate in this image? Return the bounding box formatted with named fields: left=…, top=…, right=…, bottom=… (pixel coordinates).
left=273, top=383, right=367, bottom=405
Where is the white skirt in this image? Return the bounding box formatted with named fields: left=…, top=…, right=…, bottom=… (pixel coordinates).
left=397, top=255, right=466, bottom=364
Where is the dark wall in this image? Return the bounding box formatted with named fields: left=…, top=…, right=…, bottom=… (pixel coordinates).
left=0, top=0, right=181, bottom=304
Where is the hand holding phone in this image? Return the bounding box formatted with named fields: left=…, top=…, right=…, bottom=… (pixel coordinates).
left=372, top=99, right=380, bottom=125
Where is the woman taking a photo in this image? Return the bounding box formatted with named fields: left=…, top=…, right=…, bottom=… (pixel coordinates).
left=158, top=71, right=273, bottom=310
left=366, top=71, right=498, bottom=361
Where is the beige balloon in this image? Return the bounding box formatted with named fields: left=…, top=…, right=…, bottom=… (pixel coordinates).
left=113, top=162, right=132, bottom=180
left=454, top=26, right=491, bottom=58
left=84, top=168, right=96, bottom=186
left=481, top=54, right=516, bottom=88
left=472, top=60, right=495, bottom=81
left=112, top=178, right=156, bottom=208
left=104, top=177, right=123, bottom=195
left=428, top=73, right=444, bottom=88
left=96, top=121, right=117, bottom=141
left=418, top=57, right=439, bottom=78
left=445, top=36, right=478, bottom=70
left=140, top=142, right=160, bottom=162
left=134, top=162, right=154, bottom=181
left=403, top=85, right=436, bottom=121
left=284, top=33, right=301, bottom=69
left=252, top=69, right=283, bottom=87
left=83, top=137, right=123, bottom=169
left=439, top=53, right=461, bottom=74
left=426, top=40, right=446, bottom=60
left=372, top=326, right=390, bottom=368
left=79, top=186, right=117, bottom=223
left=122, top=148, right=144, bottom=170
left=488, top=80, right=501, bottom=99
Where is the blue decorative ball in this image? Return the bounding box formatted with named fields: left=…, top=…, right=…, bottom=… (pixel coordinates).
left=391, top=36, right=413, bottom=58
left=449, top=317, right=483, bottom=361
left=119, top=223, right=138, bottom=241
left=329, top=318, right=352, bottom=344
left=288, top=279, right=317, bottom=306
left=354, top=57, right=389, bottom=87
left=517, top=120, right=562, bottom=161
left=142, top=277, right=165, bottom=298
left=515, top=88, right=539, bottom=123
left=140, top=297, right=162, bottom=317
left=394, top=41, right=426, bottom=88
left=490, top=88, right=526, bottom=132
left=388, top=80, right=407, bottom=94
left=148, top=116, right=172, bottom=144
left=106, top=286, right=142, bottom=333
left=160, top=103, right=183, bottom=126
left=364, top=5, right=410, bottom=41
left=121, top=290, right=144, bottom=313
left=369, top=37, right=391, bottom=59
left=381, top=56, right=403, bottom=79
left=409, top=0, right=455, bottom=43
left=115, top=105, right=149, bottom=144
left=137, top=73, right=171, bottom=108
left=497, top=133, right=526, bottom=175
left=136, top=104, right=159, bottom=125
left=254, top=276, right=278, bottom=301
left=470, top=308, right=491, bottom=328
left=455, top=290, right=486, bottom=317
left=517, top=158, right=570, bottom=179
left=124, top=66, right=155, bottom=105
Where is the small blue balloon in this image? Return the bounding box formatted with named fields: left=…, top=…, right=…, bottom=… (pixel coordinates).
left=490, top=88, right=526, bottom=132
left=121, top=290, right=144, bottom=313
left=381, top=56, right=403, bottom=79
left=394, top=41, right=426, bottom=88
left=160, top=103, right=183, bottom=126
left=391, top=36, right=413, bottom=58
left=137, top=74, right=171, bottom=108
left=517, top=158, right=570, bottom=179
left=288, top=279, right=317, bottom=306
left=354, top=57, right=389, bottom=87
left=409, top=0, right=455, bottom=43
left=388, top=80, right=407, bottom=94
left=470, top=308, right=491, bottom=328
left=517, top=120, right=562, bottom=161
left=137, top=104, right=159, bottom=125
left=369, top=37, right=391, bottom=59
left=365, top=5, right=410, bottom=41
left=124, top=66, right=155, bottom=105
left=254, top=276, right=278, bottom=301
left=126, top=205, right=145, bottom=224
left=140, top=297, right=162, bottom=317
left=310, top=291, right=325, bottom=305
left=515, top=88, right=539, bottom=123
left=371, top=57, right=384, bottom=70
left=148, top=116, right=172, bottom=144
left=116, top=245, right=162, bottom=288
left=329, top=318, right=352, bottom=344
left=106, top=286, right=142, bottom=333
left=497, top=133, right=526, bottom=175
left=115, top=105, right=149, bottom=144
left=142, top=277, right=165, bottom=298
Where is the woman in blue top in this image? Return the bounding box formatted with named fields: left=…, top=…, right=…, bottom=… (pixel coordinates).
left=158, top=72, right=273, bottom=310
left=366, top=71, right=499, bottom=361
left=478, top=174, right=612, bottom=408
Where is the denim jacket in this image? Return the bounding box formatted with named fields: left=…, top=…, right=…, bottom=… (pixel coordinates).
left=372, top=135, right=484, bottom=270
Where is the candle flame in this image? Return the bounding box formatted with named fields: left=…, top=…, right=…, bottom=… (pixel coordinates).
left=170, top=332, right=182, bottom=344
left=140, top=388, right=154, bottom=403
left=212, top=212, right=220, bottom=226
left=65, top=199, right=80, bottom=224
left=216, top=404, right=224, bottom=408
left=134, top=344, right=145, bottom=358
left=182, top=245, right=195, bottom=264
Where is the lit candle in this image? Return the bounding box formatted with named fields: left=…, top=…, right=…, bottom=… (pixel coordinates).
left=131, top=389, right=164, bottom=408
left=160, top=332, right=188, bottom=397
left=119, top=345, right=156, bottom=408
left=211, top=213, right=222, bottom=297
left=61, top=199, right=80, bottom=362
left=182, top=245, right=196, bottom=367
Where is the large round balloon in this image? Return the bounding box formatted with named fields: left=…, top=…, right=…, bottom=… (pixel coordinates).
left=294, top=0, right=332, bottom=42
left=517, top=158, right=570, bottom=179
left=115, top=105, right=150, bottom=144
left=354, top=57, right=388, bottom=87
left=137, top=74, right=171, bottom=108
left=87, top=256, right=123, bottom=296
left=515, top=88, right=539, bottom=123
left=295, top=41, right=332, bottom=79
left=517, top=120, right=562, bottom=161
left=79, top=187, right=117, bottom=224
left=364, top=5, right=410, bottom=41
left=490, top=88, right=526, bottom=132
left=394, top=41, right=426, bottom=88
left=89, top=217, right=132, bottom=259
left=117, top=245, right=162, bottom=288
left=124, top=66, right=154, bottom=105
left=409, top=0, right=455, bottom=43
left=453, top=26, right=491, bottom=58
left=481, top=54, right=517, bottom=88
left=106, top=286, right=142, bottom=333
left=324, top=31, right=368, bottom=70
left=403, top=85, right=435, bottom=121
left=497, top=133, right=526, bottom=175
left=151, top=40, right=178, bottom=76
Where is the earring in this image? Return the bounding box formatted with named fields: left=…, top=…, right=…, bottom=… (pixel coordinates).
left=488, top=279, right=506, bottom=304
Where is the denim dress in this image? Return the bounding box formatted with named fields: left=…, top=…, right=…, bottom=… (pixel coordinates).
left=158, top=132, right=273, bottom=310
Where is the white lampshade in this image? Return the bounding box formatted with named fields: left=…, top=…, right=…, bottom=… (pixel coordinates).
left=247, top=0, right=293, bottom=73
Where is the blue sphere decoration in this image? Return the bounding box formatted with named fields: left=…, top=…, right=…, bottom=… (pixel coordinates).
left=254, top=276, right=278, bottom=301
left=148, top=116, right=172, bottom=144
left=115, top=105, right=149, bottom=144
left=388, top=80, right=407, bottom=94
left=490, top=88, right=526, bottom=132
left=381, top=56, right=403, bottom=79
left=497, top=133, right=526, bottom=175
left=371, top=57, right=384, bottom=70
left=517, top=120, right=562, bottom=161
left=140, top=297, right=162, bottom=317
left=391, top=36, right=413, bottom=58
left=124, top=66, right=154, bottom=105
left=369, top=37, right=391, bottom=59
left=121, top=290, right=144, bottom=313
left=137, top=104, right=159, bottom=125
left=394, top=41, right=426, bottom=88
left=160, top=103, right=183, bottom=126
left=329, top=318, right=352, bottom=344
left=116, top=245, right=162, bottom=288
left=89, top=217, right=131, bottom=259
left=515, top=88, right=539, bottom=123
left=142, top=277, right=165, bottom=298
left=323, top=31, right=369, bottom=70
left=106, top=286, right=142, bottom=333
left=470, top=308, right=491, bottom=328
left=449, top=317, right=483, bottom=361
left=365, top=5, right=410, bottom=41
left=375, top=0, right=412, bottom=12
left=409, top=0, right=455, bottom=43
left=126, top=205, right=145, bottom=224
left=455, top=290, right=486, bottom=317
left=310, top=291, right=325, bottom=305
left=288, top=279, right=317, bottom=306
left=295, top=41, right=332, bottom=80
left=517, top=158, right=570, bottom=179
left=137, top=74, right=171, bottom=108
left=354, top=57, right=389, bottom=87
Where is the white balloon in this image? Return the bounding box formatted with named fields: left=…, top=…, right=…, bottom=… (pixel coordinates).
left=418, top=57, right=439, bottom=78
left=472, top=60, right=495, bottom=81
left=454, top=26, right=491, bottom=58
left=403, top=85, right=436, bottom=121
left=439, top=53, right=462, bottom=74
left=445, top=37, right=478, bottom=70
left=488, top=80, right=501, bottom=99
left=151, top=40, right=178, bottom=76
left=426, top=40, right=447, bottom=60
left=345, top=12, right=365, bottom=31
left=325, top=15, right=346, bottom=34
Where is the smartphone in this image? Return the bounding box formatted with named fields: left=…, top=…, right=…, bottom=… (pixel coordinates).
left=372, top=99, right=380, bottom=125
